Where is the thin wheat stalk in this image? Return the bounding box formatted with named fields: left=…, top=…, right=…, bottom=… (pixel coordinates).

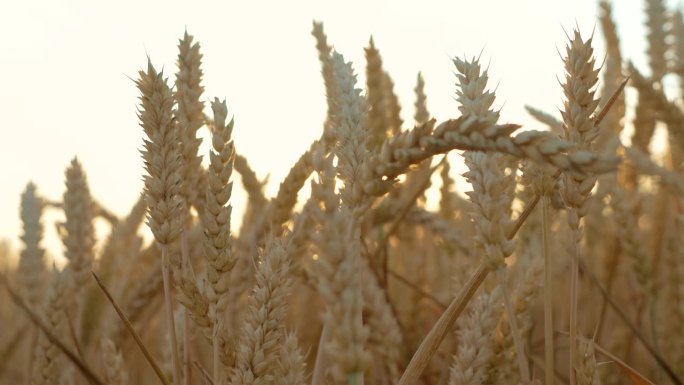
left=559, top=30, right=600, bottom=385
left=542, top=195, right=554, bottom=385
left=92, top=271, right=171, bottom=385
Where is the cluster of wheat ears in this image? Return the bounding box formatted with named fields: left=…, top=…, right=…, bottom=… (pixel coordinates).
left=2, top=1, right=684, bottom=385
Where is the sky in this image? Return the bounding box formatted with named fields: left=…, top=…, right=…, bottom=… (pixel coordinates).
left=0, top=0, right=663, bottom=262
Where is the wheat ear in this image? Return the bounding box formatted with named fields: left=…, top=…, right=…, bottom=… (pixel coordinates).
left=176, top=30, right=206, bottom=215
left=62, top=158, right=96, bottom=336
left=137, top=59, right=184, bottom=385
left=559, top=30, right=600, bottom=385
left=232, top=239, right=293, bottom=385
left=448, top=290, right=500, bottom=385
left=203, top=97, right=236, bottom=384
left=311, top=21, right=338, bottom=144
left=18, top=182, right=47, bottom=309
left=414, top=72, right=430, bottom=124
left=30, top=269, right=70, bottom=385
left=174, top=32, right=206, bottom=384
left=310, top=151, right=368, bottom=385
left=455, top=55, right=528, bottom=381
left=598, top=1, right=625, bottom=147
left=382, top=71, right=403, bottom=135
left=233, top=154, right=267, bottom=232
left=524, top=105, right=563, bottom=135
left=365, top=37, right=390, bottom=151
left=671, top=10, right=684, bottom=96
left=277, top=333, right=308, bottom=385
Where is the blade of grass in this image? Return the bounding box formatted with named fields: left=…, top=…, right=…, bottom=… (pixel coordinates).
left=91, top=271, right=171, bottom=385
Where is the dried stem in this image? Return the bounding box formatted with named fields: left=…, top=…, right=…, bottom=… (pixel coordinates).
left=91, top=271, right=171, bottom=385
left=162, top=245, right=182, bottom=385
left=542, top=195, right=554, bottom=385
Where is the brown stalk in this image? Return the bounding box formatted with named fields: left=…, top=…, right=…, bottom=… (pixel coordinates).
left=91, top=271, right=171, bottom=385
left=0, top=274, right=106, bottom=385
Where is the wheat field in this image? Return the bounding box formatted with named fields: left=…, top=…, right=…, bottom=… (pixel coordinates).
left=1, top=1, right=683, bottom=385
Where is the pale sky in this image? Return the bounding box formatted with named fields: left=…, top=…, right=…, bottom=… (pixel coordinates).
left=0, top=0, right=658, bottom=261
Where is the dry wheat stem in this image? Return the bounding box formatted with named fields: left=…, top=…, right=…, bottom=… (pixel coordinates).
left=162, top=247, right=182, bottom=385
left=92, top=271, right=171, bottom=385
left=542, top=195, right=554, bottom=385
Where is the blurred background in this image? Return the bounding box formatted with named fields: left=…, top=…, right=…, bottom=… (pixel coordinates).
left=0, top=0, right=659, bottom=263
